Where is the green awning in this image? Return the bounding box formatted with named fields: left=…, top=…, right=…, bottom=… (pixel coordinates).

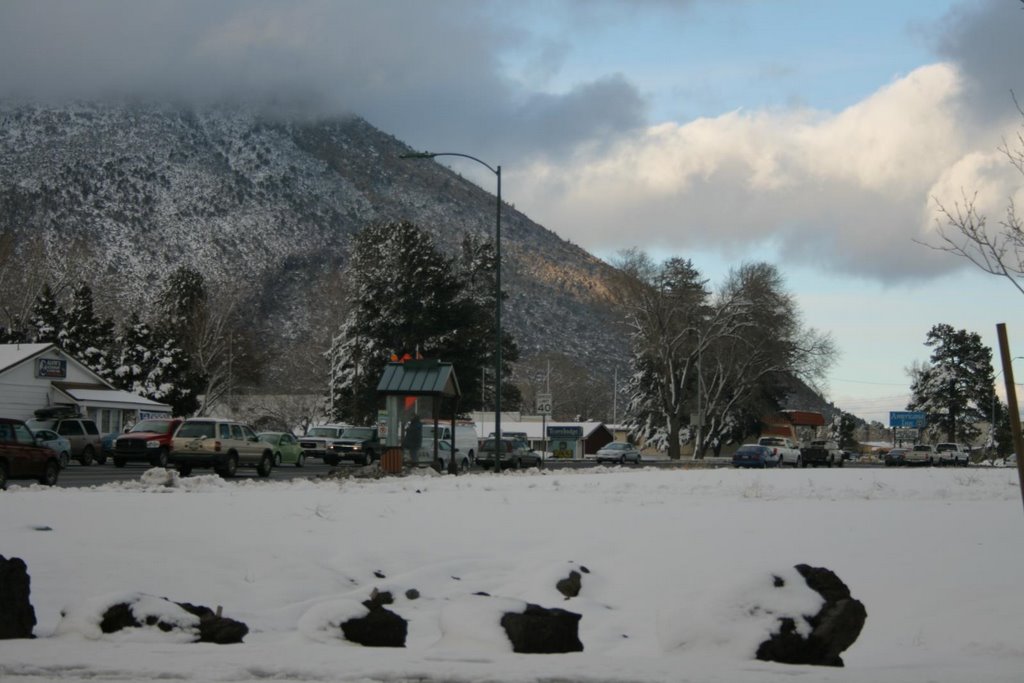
left=376, top=360, right=461, bottom=398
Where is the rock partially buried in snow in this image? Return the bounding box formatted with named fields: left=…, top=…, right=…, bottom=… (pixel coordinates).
left=556, top=570, right=582, bottom=599
left=73, top=593, right=248, bottom=644
left=0, top=555, right=36, bottom=639
left=756, top=564, right=867, bottom=667
left=341, top=600, right=408, bottom=647
left=501, top=603, right=583, bottom=654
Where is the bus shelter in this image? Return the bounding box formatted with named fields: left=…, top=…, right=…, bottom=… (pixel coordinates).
left=376, top=359, right=462, bottom=472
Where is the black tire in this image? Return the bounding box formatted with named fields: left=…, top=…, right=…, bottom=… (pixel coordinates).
left=296, top=452, right=305, bottom=468
left=58, top=451, right=69, bottom=469
left=151, top=448, right=169, bottom=468
left=39, top=460, right=59, bottom=486
left=113, top=458, right=126, bottom=468
left=178, top=464, right=192, bottom=476
left=256, top=453, right=272, bottom=478
left=217, top=454, right=239, bottom=478
left=0, top=463, right=8, bottom=490
left=274, top=452, right=283, bottom=466
left=79, top=445, right=95, bottom=466
left=460, top=457, right=470, bottom=472
left=619, top=455, right=626, bottom=464
left=364, top=450, right=376, bottom=466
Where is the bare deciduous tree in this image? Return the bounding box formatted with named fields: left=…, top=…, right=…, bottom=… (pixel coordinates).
left=927, top=99, right=1024, bottom=294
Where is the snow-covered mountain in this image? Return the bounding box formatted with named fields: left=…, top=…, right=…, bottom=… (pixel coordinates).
left=0, top=102, right=627, bottom=395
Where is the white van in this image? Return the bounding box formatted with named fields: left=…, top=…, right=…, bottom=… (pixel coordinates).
left=421, top=421, right=479, bottom=464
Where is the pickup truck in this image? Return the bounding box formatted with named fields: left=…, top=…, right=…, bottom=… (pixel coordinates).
left=756, top=436, right=801, bottom=467
left=323, top=426, right=380, bottom=466
left=934, top=442, right=970, bottom=466
left=800, top=439, right=844, bottom=468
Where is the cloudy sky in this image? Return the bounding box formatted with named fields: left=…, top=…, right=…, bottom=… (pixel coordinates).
left=3, top=0, right=1023, bottom=424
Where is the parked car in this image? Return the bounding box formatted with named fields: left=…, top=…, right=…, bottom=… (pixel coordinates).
left=298, top=424, right=350, bottom=460
left=884, top=448, right=908, bottom=467
left=323, top=426, right=380, bottom=466
left=169, top=418, right=275, bottom=478
left=476, top=437, right=543, bottom=471
left=258, top=432, right=306, bottom=467
left=800, top=439, right=843, bottom=467
left=935, top=442, right=970, bottom=466
left=32, top=428, right=71, bottom=469
left=595, top=441, right=642, bottom=464
left=732, top=444, right=777, bottom=468
left=0, top=417, right=61, bottom=489
left=426, top=422, right=480, bottom=463
left=756, top=436, right=801, bottom=467
left=26, top=411, right=103, bottom=465
left=410, top=439, right=471, bottom=473
left=112, top=418, right=183, bottom=468
left=905, top=444, right=935, bottom=465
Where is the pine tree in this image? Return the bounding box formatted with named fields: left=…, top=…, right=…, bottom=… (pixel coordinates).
left=29, top=284, right=65, bottom=344
left=328, top=221, right=519, bottom=424
left=908, top=323, right=995, bottom=443
left=63, top=284, right=115, bottom=377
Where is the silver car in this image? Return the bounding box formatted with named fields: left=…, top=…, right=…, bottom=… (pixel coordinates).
left=169, top=418, right=275, bottom=478
left=595, top=441, right=642, bottom=464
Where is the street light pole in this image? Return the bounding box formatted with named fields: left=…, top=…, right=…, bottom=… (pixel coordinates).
left=400, top=151, right=503, bottom=452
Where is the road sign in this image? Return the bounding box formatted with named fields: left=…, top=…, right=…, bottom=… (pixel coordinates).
left=536, top=392, right=552, bottom=416
left=889, top=411, right=926, bottom=429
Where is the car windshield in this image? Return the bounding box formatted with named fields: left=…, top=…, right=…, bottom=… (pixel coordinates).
left=343, top=427, right=375, bottom=439
left=603, top=443, right=626, bottom=451
left=132, top=420, right=172, bottom=433
left=176, top=422, right=217, bottom=438
left=307, top=427, right=342, bottom=438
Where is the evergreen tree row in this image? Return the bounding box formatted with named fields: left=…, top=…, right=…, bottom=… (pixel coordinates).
left=0, top=272, right=207, bottom=417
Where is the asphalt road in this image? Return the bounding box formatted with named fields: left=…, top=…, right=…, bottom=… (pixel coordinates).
left=51, top=455, right=889, bottom=488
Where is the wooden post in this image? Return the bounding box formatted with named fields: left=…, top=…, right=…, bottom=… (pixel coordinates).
left=995, top=323, right=1024, bottom=514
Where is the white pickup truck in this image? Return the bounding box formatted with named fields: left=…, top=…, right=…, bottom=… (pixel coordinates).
left=934, top=442, right=970, bottom=466
left=756, top=436, right=801, bottom=467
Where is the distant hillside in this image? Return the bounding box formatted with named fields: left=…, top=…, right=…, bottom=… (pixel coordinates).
left=0, top=102, right=628, bottom=402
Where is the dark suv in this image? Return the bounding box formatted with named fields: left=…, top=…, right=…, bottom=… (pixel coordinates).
left=112, top=418, right=183, bottom=468
left=27, top=410, right=104, bottom=465
left=0, top=417, right=61, bottom=489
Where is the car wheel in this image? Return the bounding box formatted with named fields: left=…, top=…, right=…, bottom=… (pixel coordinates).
left=39, top=460, right=59, bottom=486
left=178, top=464, right=192, bottom=476
left=79, top=445, right=95, bottom=466
left=296, top=452, right=305, bottom=468
left=256, top=453, right=272, bottom=478
left=619, top=455, right=626, bottom=464
left=274, top=452, right=283, bottom=466
left=460, top=457, right=470, bottom=472
left=0, top=463, right=8, bottom=490
left=151, top=448, right=169, bottom=468
left=217, top=454, right=239, bottom=478
left=59, top=451, right=69, bottom=469
left=113, top=458, right=126, bottom=468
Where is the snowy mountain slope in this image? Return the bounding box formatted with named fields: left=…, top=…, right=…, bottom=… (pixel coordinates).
left=0, top=102, right=627, bottom=392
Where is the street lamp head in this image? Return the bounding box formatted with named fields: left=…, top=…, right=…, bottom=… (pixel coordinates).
left=399, top=151, right=437, bottom=159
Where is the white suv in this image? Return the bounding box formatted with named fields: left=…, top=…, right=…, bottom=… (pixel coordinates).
left=169, top=418, right=275, bottom=478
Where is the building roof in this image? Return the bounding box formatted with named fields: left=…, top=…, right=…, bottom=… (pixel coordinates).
left=376, top=360, right=461, bottom=398
left=52, top=382, right=170, bottom=410
left=0, top=343, right=55, bottom=375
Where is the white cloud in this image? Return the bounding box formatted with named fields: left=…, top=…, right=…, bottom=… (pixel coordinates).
left=510, top=63, right=1016, bottom=282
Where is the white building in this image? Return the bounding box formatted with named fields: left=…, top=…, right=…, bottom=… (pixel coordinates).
left=0, top=343, right=171, bottom=432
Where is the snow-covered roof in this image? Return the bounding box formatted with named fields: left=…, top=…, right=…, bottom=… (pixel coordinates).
left=0, top=343, right=54, bottom=374
left=50, top=383, right=170, bottom=412
left=473, top=420, right=609, bottom=440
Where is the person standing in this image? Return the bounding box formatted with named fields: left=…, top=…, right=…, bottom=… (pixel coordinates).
left=403, top=414, right=423, bottom=467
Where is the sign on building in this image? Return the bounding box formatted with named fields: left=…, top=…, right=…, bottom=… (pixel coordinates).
left=36, top=358, right=67, bottom=379
left=547, top=425, right=582, bottom=459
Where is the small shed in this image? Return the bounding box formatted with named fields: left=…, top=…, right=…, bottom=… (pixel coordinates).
left=376, top=359, right=461, bottom=467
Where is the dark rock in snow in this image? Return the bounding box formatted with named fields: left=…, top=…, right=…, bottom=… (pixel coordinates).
left=99, top=597, right=248, bottom=643
left=556, top=570, right=582, bottom=599
left=0, top=555, right=37, bottom=639
left=341, top=604, right=408, bottom=647
left=501, top=603, right=583, bottom=654
left=756, top=564, right=867, bottom=667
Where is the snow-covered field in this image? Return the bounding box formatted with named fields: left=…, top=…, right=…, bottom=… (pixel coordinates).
left=1, top=465, right=1023, bottom=682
